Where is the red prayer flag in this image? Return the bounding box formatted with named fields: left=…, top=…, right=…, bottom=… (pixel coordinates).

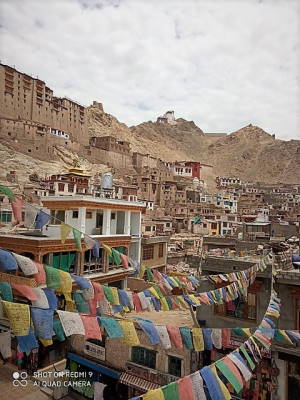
left=34, top=262, right=46, bottom=285
left=132, top=293, right=143, bottom=313
left=158, top=283, right=168, bottom=295
left=11, top=197, right=23, bottom=224
left=88, top=298, right=97, bottom=315
left=80, top=314, right=102, bottom=340
left=171, top=298, right=180, bottom=310
left=92, top=281, right=104, bottom=301
left=120, top=253, right=129, bottom=269
left=222, top=328, right=231, bottom=347
left=222, top=357, right=244, bottom=387
left=12, top=283, right=38, bottom=301
left=178, top=376, right=195, bottom=400
left=166, top=325, right=183, bottom=348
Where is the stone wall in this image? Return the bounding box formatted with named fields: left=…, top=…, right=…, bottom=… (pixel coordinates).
left=200, top=164, right=215, bottom=189
left=0, top=117, right=81, bottom=161
left=132, top=152, right=161, bottom=170
left=83, top=146, right=134, bottom=170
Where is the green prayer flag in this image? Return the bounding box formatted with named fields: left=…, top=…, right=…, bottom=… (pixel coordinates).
left=180, top=327, right=193, bottom=349
left=44, top=264, right=61, bottom=289
left=213, top=289, right=222, bottom=304
left=53, top=318, right=65, bottom=341
left=73, top=228, right=82, bottom=250
left=146, top=267, right=155, bottom=282
left=0, top=185, right=15, bottom=201
left=103, top=285, right=114, bottom=303
left=162, top=381, right=179, bottom=400
left=153, top=285, right=163, bottom=298
left=73, top=291, right=90, bottom=313
left=240, top=346, right=255, bottom=370
left=173, top=277, right=182, bottom=287
left=111, top=248, right=121, bottom=265
left=0, top=282, right=13, bottom=301
left=233, top=327, right=245, bottom=337
left=216, top=359, right=243, bottom=394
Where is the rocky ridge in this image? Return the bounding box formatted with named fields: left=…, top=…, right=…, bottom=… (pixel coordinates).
left=1, top=103, right=299, bottom=185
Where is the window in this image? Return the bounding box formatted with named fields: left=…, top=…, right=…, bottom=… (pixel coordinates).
left=158, top=243, right=164, bottom=258
left=52, top=251, right=76, bottom=272
left=50, top=210, right=65, bottom=225
left=132, top=347, right=156, bottom=369
left=168, top=356, right=182, bottom=377
left=111, top=212, right=116, bottom=220
left=145, top=226, right=151, bottom=232
left=142, top=244, right=154, bottom=260
left=86, top=211, right=93, bottom=219
left=83, top=248, right=103, bottom=274
left=0, top=211, right=12, bottom=223
left=72, top=210, right=79, bottom=219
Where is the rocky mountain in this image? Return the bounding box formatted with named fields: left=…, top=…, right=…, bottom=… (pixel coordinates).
left=87, top=103, right=300, bottom=183
left=203, top=125, right=300, bottom=183
left=1, top=102, right=299, bottom=186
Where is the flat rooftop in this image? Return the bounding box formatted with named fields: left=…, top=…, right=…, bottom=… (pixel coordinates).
left=42, top=195, right=146, bottom=209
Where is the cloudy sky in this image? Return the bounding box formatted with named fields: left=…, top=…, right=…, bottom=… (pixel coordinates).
left=0, top=0, right=299, bottom=140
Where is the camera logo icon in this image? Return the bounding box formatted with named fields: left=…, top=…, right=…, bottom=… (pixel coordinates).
left=12, top=371, right=28, bottom=387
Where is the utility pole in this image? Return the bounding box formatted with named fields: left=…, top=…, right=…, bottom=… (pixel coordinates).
left=197, top=234, right=204, bottom=278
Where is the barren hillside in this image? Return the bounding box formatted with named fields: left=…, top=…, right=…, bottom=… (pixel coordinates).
left=87, top=104, right=300, bottom=183
left=1, top=103, right=299, bottom=185
left=0, top=143, right=109, bottom=186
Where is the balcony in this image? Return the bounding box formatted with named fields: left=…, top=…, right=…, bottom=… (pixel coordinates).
left=125, top=362, right=178, bottom=386
left=0, top=271, right=37, bottom=287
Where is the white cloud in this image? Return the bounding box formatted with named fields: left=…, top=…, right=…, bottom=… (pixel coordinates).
left=0, top=0, right=299, bottom=139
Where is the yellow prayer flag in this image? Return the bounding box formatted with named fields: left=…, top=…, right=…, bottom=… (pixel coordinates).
left=64, top=292, right=73, bottom=302
left=40, top=338, right=53, bottom=347
left=211, top=365, right=231, bottom=400
left=139, top=263, right=146, bottom=279
left=143, top=388, right=164, bottom=400
left=192, top=327, right=204, bottom=351
left=102, top=244, right=112, bottom=255
left=2, top=300, right=30, bottom=336
left=278, top=330, right=294, bottom=345
left=148, top=287, right=160, bottom=299
left=249, top=336, right=261, bottom=358
left=189, top=295, right=200, bottom=305
left=119, top=320, right=140, bottom=346
left=177, top=296, right=188, bottom=309
left=227, top=285, right=234, bottom=298
left=242, top=328, right=251, bottom=337
left=170, top=277, right=180, bottom=287
left=111, top=287, right=120, bottom=305
left=65, top=300, right=75, bottom=312
left=60, top=223, right=72, bottom=244
left=160, top=297, right=169, bottom=311
left=58, top=269, right=73, bottom=295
